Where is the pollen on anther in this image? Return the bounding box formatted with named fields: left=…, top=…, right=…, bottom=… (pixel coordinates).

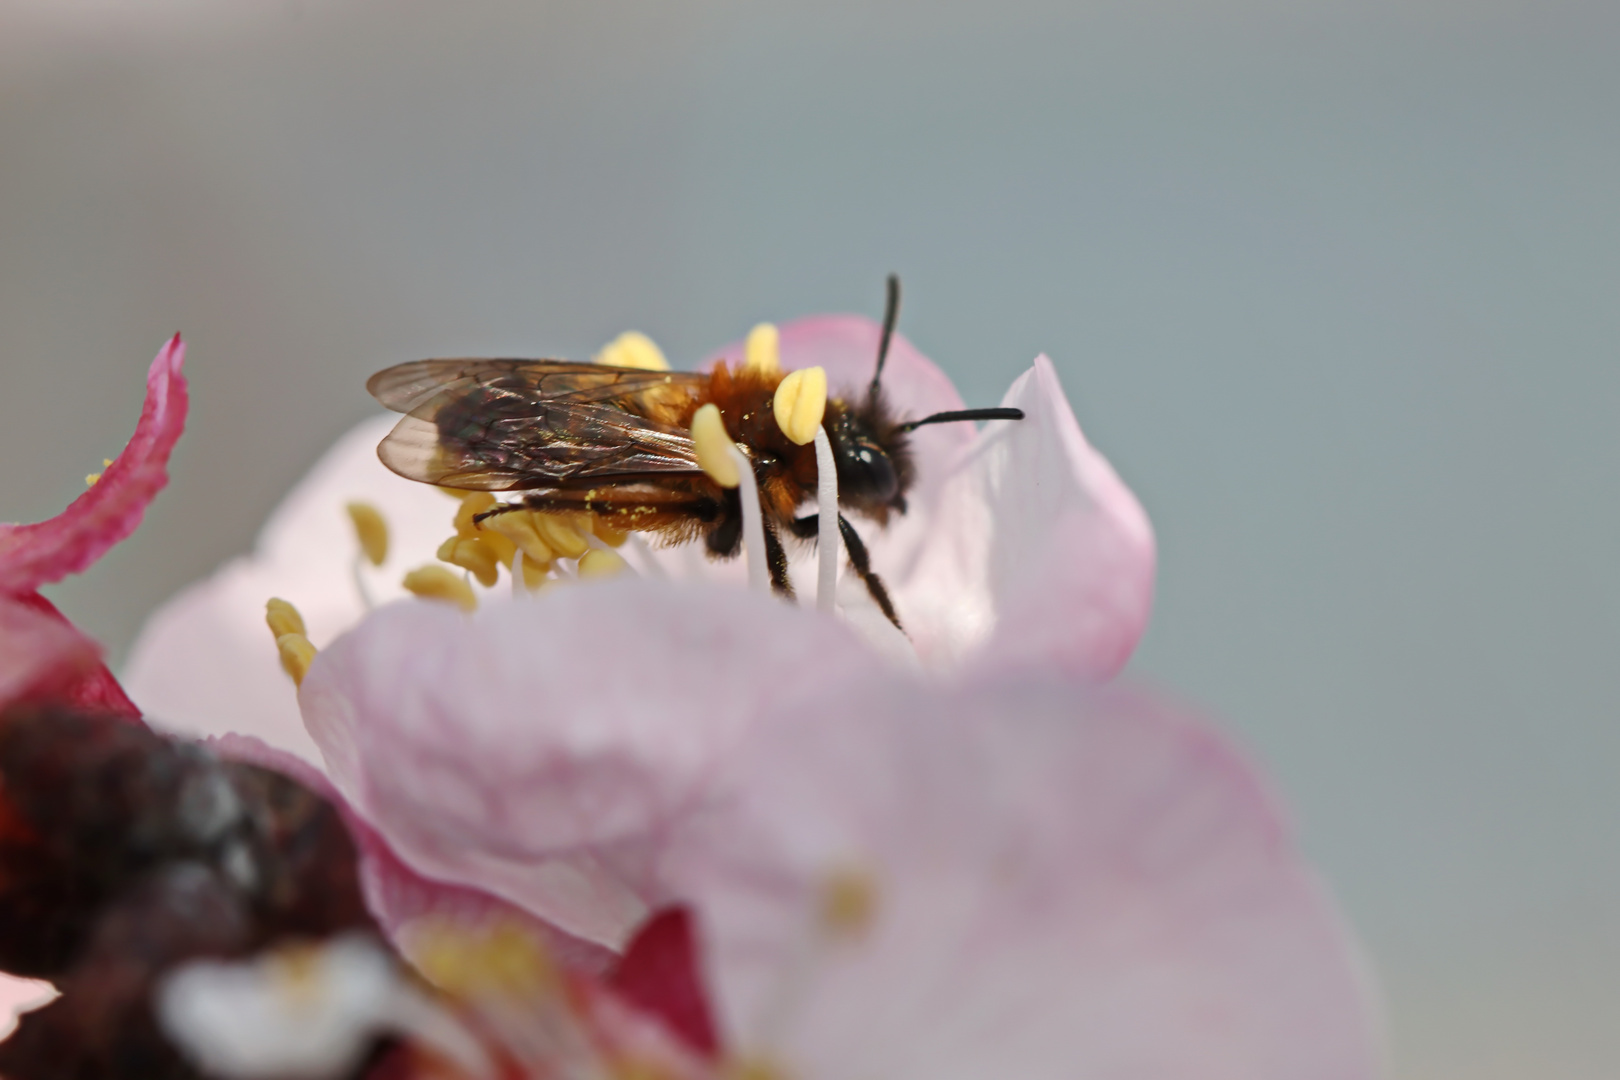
left=692, top=403, right=741, bottom=487
left=437, top=536, right=501, bottom=587
left=402, top=565, right=478, bottom=612
left=818, top=866, right=878, bottom=940
left=744, top=322, right=781, bottom=375
left=345, top=502, right=390, bottom=566
left=578, top=548, right=628, bottom=579
left=275, top=633, right=317, bottom=686
left=265, top=598, right=306, bottom=639
left=773, top=366, right=828, bottom=446
left=595, top=330, right=670, bottom=371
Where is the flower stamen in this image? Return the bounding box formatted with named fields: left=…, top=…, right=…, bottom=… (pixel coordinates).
left=402, top=565, right=478, bottom=612
left=744, top=322, right=781, bottom=376
left=595, top=330, right=670, bottom=372
left=812, top=427, right=839, bottom=613
left=691, top=403, right=740, bottom=488
left=772, top=366, right=827, bottom=446
left=265, top=598, right=317, bottom=686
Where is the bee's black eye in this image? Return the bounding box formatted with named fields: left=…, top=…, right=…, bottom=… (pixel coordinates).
left=840, top=439, right=898, bottom=504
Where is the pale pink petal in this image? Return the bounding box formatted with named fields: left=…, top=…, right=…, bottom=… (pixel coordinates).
left=0, top=335, right=187, bottom=593
left=298, top=580, right=888, bottom=950
left=899, top=356, right=1154, bottom=676
left=123, top=415, right=457, bottom=763
left=663, top=677, right=1384, bottom=1080
left=204, top=731, right=614, bottom=975
left=0, top=977, right=55, bottom=1041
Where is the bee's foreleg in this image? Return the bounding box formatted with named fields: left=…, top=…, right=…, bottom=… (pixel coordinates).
left=788, top=513, right=821, bottom=541
left=836, top=515, right=903, bottom=632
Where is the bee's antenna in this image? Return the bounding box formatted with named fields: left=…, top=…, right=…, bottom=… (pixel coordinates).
left=869, top=274, right=901, bottom=397
left=894, top=407, right=1025, bottom=433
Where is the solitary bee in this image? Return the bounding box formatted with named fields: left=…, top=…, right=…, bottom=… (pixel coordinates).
left=367, top=277, right=1022, bottom=628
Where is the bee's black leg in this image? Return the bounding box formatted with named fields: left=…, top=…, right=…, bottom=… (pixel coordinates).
left=762, top=518, right=796, bottom=600
left=788, top=513, right=820, bottom=541
left=837, top=515, right=903, bottom=631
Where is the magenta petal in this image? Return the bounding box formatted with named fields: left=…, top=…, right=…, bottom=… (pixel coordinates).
left=299, top=580, right=887, bottom=949
left=609, top=907, right=719, bottom=1057
left=0, top=335, right=187, bottom=593
left=0, top=594, right=138, bottom=719
left=664, top=677, right=1384, bottom=1080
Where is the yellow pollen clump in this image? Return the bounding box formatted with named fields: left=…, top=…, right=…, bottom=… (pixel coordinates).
left=345, top=501, right=390, bottom=566
left=596, top=330, right=670, bottom=372
left=402, top=565, right=478, bottom=612
left=532, top=512, right=590, bottom=559
left=691, top=403, right=740, bottom=488
left=725, top=1057, right=792, bottom=1080
left=437, top=536, right=501, bottom=587
left=744, top=322, right=781, bottom=376
left=773, top=366, right=828, bottom=446
left=268, top=944, right=328, bottom=1006
left=405, top=917, right=558, bottom=998
left=276, top=633, right=317, bottom=686
left=482, top=511, right=555, bottom=566
left=265, top=597, right=307, bottom=639
left=453, top=491, right=498, bottom=538
left=818, top=866, right=878, bottom=940
left=84, top=458, right=113, bottom=487
left=578, top=547, right=628, bottom=579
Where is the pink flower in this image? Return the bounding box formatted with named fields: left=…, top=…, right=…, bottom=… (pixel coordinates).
left=113, top=312, right=1382, bottom=1077
left=296, top=582, right=1385, bottom=1079
left=124, top=316, right=1154, bottom=759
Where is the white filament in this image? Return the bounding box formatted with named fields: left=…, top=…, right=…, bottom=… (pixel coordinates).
left=813, top=427, right=839, bottom=612
left=725, top=443, right=770, bottom=593
left=349, top=553, right=376, bottom=611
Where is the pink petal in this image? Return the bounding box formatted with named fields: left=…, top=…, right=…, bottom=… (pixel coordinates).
left=663, top=676, right=1384, bottom=1080
left=205, top=732, right=614, bottom=975
left=0, top=594, right=137, bottom=719
left=298, top=580, right=887, bottom=950
left=0, top=335, right=187, bottom=593
left=123, top=415, right=457, bottom=764
left=966, top=355, right=1156, bottom=679
left=0, top=977, right=54, bottom=1041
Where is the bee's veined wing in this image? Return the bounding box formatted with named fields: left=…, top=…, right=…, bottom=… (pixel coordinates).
left=367, top=359, right=711, bottom=490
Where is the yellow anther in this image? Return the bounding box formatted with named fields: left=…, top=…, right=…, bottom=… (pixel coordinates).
left=531, top=512, right=590, bottom=560
left=818, top=866, right=878, bottom=939
left=402, top=565, right=478, bottom=612
left=265, top=597, right=307, bottom=639
left=482, top=511, right=555, bottom=566
left=405, top=917, right=558, bottom=998
left=773, top=366, right=828, bottom=446
left=437, top=536, right=501, bottom=587
left=590, top=520, right=630, bottom=548
left=276, top=633, right=317, bottom=686
left=691, top=403, right=740, bottom=488
left=724, top=1058, right=791, bottom=1080
left=744, top=322, right=781, bottom=376
left=345, top=502, right=390, bottom=566
left=596, top=330, right=670, bottom=372
left=453, top=491, right=498, bottom=538
left=518, top=553, right=551, bottom=590
left=578, top=547, right=628, bottom=579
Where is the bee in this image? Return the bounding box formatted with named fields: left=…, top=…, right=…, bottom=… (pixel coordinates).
left=367, top=277, right=1023, bottom=628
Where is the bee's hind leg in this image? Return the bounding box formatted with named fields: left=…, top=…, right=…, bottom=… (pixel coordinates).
left=790, top=513, right=903, bottom=632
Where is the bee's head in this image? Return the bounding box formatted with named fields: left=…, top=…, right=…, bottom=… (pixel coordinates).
left=824, top=273, right=1025, bottom=521
left=827, top=395, right=913, bottom=519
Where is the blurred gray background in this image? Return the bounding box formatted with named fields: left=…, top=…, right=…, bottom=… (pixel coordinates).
left=3, top=1, right=1616, bottom=1075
